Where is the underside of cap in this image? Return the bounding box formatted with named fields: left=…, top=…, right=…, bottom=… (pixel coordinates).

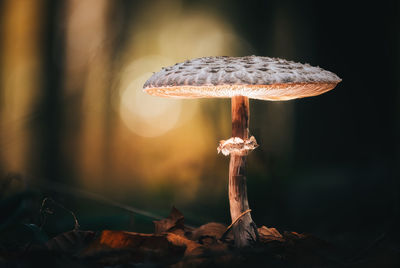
left=143, top=56, right=341, bottom=100
left=144, top=82, right=338, bottom=101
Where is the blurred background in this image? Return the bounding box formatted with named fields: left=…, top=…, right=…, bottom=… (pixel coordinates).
left=0, top=0, right=398, bottom=251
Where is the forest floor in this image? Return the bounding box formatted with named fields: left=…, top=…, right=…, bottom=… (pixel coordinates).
left=1, top=204, right=399, bottom=267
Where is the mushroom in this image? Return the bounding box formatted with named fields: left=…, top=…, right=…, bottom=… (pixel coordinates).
left=143, top=56, right=341, bottom=247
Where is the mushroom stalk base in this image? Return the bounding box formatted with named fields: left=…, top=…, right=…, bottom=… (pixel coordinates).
left=229, top=96, right=258, bottom=247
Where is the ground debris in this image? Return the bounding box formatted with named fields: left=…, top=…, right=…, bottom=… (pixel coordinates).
left=258, top=225, right=284, bottom=242
left=46, top=230, right=96, bottom=255
left=80, top=230, right=190, bottom=266
left=153, top=206, right=193, bottom=238
left=1, top=206, right=398, bottom=267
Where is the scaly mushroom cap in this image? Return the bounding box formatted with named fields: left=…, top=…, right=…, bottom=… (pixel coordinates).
left=143, top=56, right=341, bottom=101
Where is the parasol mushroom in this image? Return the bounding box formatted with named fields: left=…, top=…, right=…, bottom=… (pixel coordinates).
left=143, top=56, right=341, bottom=247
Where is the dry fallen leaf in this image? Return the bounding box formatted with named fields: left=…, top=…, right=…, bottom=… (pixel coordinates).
left=166, top=232, right=204, bottom=256
left=191, top=222, right=227, bottom=242
left=258, top=226, right=285, bottom=242
left=82, top=230, right=179, bottom=252
left=286, top=231, right=306, bottom=239
left=79, top=229, right=204, bottom=266
left=46, top=230, right=96, bottom=255
left=153, top=206, right=193, bottom=238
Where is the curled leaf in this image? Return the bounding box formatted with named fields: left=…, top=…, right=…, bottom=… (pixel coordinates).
left=191, top=222, right=227, bottom=242
left=153, top=206, right=185, bottom=234
left=258, top=226, right=284, bottom=242
left=80, top=230, right=202, bottom=265
left=46, top=230, right=96, bottom=255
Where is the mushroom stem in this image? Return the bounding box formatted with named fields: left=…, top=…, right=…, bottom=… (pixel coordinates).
left=229, top=96, right=258, bottom=247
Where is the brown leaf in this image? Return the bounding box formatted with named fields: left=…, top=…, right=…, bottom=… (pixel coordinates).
left=191, top=222, right=227, bottom=242
left=80, top=230, right=203, bottom=265
left=286, top=231, right=306, bottom=239
left=82, top=230, right=177, bottom=252
left=153, top=206, right=185, bottom=234
left=258, top=226, right=285, bottom=242
left=166, top=233, right=203, bottom=256
left=45, top=230, right=96, bottom=255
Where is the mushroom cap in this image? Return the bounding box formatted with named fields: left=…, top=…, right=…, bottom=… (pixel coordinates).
left=143, top=56, right=341, bottom=101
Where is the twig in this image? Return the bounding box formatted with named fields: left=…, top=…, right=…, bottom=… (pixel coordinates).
left=40, top=197, right=80, bottom=230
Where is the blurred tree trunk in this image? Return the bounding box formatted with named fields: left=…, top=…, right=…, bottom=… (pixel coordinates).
left=0, top=0, right=44, bottom=180
left=63, top=0, right=116, bottom=189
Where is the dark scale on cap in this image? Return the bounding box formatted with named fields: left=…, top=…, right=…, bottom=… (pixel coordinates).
left=187, top=76, right=195, bottom=84
left=210, top=76, right=219, bottom=85
left=196, top=74, right=207, bottom=84
left=282, top=76, right=293, bottom=83
left=176, top=76, right=185, bottom=85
